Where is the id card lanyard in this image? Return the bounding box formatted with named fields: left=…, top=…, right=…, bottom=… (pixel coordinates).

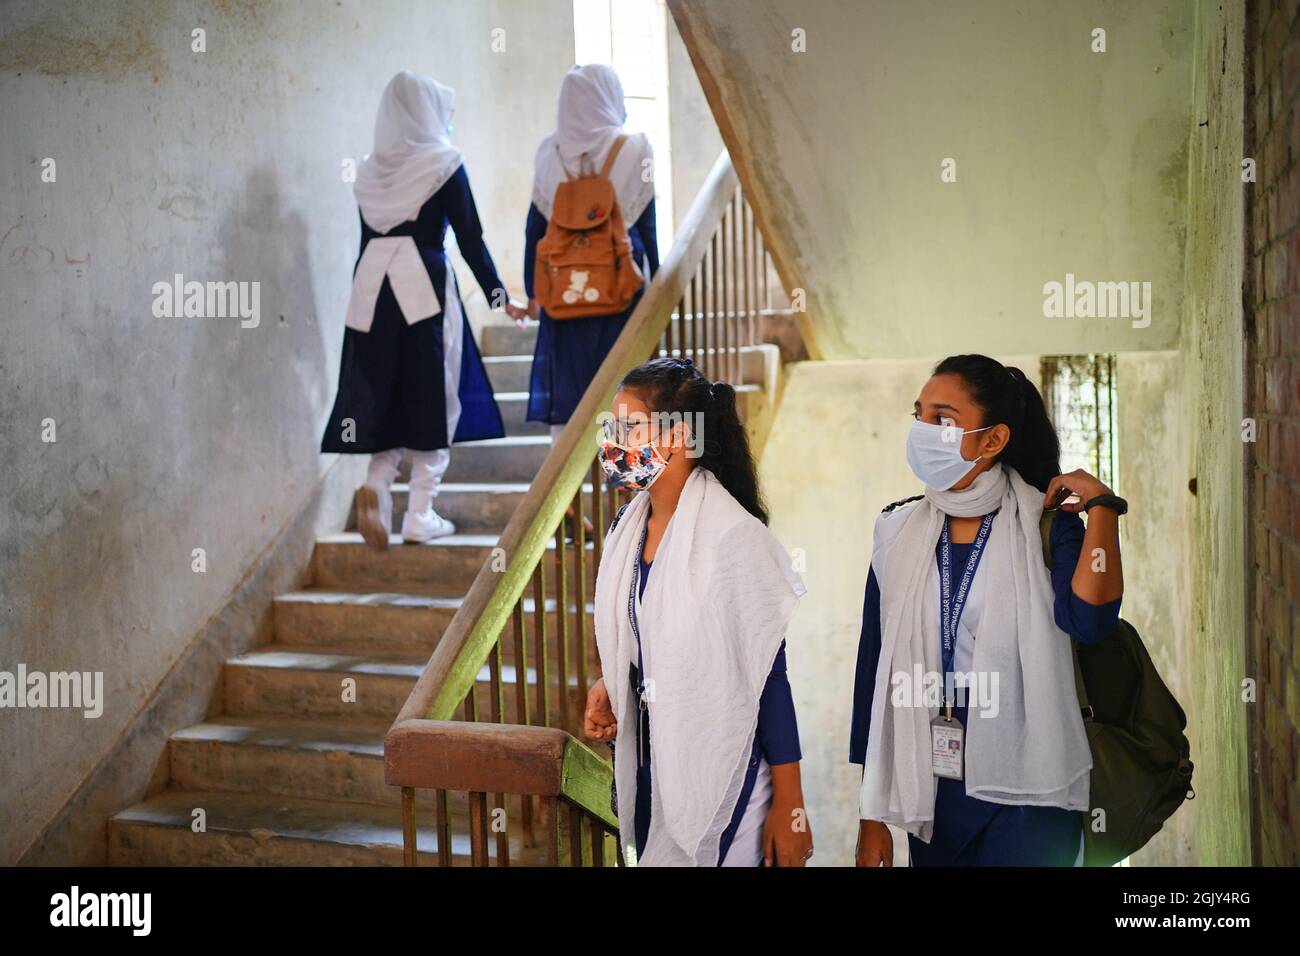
left=627, top=519, right=650, bottom=768
left=933, top=511, right=995, bottom=779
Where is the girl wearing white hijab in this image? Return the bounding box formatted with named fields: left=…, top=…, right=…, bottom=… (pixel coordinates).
left=851, top=354, right=1126, bottom=867
left=583, top=358, right=813, bottom=867
left=523, top=64, right=659, bottom=437
left=322, top=71, right=524, bottom=548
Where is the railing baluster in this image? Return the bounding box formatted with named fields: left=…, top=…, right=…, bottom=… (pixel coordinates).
left=748, top=197, right=759, bottom=351
left=533, top=559, right=550, bottom=728
left=568, top=803, right=584, bottom=865
left=729, top=194, right=738, bottom=382
left=541, top=796, right=560, bottom=866
left=401, top=786, right=416, bottom=867
left=555, top=508, right=570, bottom=733
left=711, top=230, right=720, bottom=380
left=572, top=484, right=590, bottom=713
left=590, top=815, right=605, bottom=867
left=435, top=788, right=452, bottom=867
left=494, top=793, right=510, bottom=867
left=469, top=790, right=489, bottom=867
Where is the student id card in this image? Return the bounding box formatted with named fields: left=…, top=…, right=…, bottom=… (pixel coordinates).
left=930, top=715, right=964, bottom=780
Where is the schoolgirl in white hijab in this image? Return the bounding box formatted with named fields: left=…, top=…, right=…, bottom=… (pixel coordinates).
left=852, top=354, right=1126, bottom=867
left=321, top=71, right=524, bottom=548
left=522, top=65, right=660, bottom=437
left=584, top=358, right=812, bottom=866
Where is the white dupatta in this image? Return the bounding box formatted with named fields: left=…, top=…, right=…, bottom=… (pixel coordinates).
left=594, top=468, right=806, bottom=866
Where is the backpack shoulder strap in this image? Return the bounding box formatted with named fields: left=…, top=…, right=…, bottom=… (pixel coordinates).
left=1039, top=508, right=1093, bottom=719
left=599, top=134, right=629, bottom=179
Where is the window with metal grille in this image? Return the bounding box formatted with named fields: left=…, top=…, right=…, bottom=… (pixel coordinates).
left=1039, top=354, right=1118, bottom=490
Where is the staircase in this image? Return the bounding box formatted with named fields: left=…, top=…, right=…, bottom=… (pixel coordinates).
left=107, top=322, right=774, bottom=866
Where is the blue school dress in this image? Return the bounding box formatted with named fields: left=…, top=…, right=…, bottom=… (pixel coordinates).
left=523, top=199, right=660, bottom=425
left=630, top=535, right=801, bottom=866
left=321, top=165, right=505, bottom=453
left=849, top=507, right=1121, bottom=866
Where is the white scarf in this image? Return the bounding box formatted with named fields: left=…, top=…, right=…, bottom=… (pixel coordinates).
left=354, top=71, right=464, bottom=234
left=532, top=64, right=655, bottom=224
left=594, top=468, right=806, bottom=866
left=858, top=464, right=1091, bottom=843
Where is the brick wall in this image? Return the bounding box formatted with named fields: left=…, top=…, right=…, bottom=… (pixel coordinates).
left=1246, top=0, right=1300, bottom=867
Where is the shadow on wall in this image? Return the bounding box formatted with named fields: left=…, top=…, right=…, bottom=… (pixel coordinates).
left=11, top=162, right=350, bottom=866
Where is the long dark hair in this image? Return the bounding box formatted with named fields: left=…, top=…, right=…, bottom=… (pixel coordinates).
left=618, top=357, right=768, bottom=524
left=932, top=354, right=1060, bottom=493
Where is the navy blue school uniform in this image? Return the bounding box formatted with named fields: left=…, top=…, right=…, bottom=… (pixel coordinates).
left=849, top=506, right=1121, bottom=866
left=630, top=544, right=801, bottom=866
left=321, top=165, right=505, bottom=454
left=523, top=199, right=660, bottom=425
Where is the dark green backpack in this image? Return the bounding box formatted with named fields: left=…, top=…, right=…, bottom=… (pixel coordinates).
left=1039, top=511, right=1195, bottom=866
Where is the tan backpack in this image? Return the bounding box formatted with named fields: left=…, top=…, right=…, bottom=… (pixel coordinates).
left=535, top=134, right=645, bottom=320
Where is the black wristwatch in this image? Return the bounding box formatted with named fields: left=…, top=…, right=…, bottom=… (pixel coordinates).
left=1083, top=493, right=1128, bottom=515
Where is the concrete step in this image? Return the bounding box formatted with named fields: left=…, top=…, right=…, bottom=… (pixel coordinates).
left=484, top=355, right=533, bottom=393
left=274, top=588, right=596, bottom=657
left=109, top=788, right=547, bottom=866
left=223, top=644, right=589, bottom=722
left=311, top=532, right=596, bottom=595
left=495, top=391, right=548, bottom=436
left=387, top=480, right=599, bottom=532
left=346, top=480, right=541, bottom=535
left=169, top=714, right=395, bottom=806
left=435, top=436, right=552, bottom=484
left=480, top=322, right=538, bottom=356
left=223, top=645, right=427, bottom=721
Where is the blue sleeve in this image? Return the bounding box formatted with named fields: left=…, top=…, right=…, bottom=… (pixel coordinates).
left=630, top=198, right=660, bottom=279
left=849, top=567, right=882, bottom=765
left=1049, top=509, right=1122, bottom=644
left=523, top=203, right=548, bottom=298
left=443, top=166, right=506, bottom=304
left=756, top=641, right=801, bottom=766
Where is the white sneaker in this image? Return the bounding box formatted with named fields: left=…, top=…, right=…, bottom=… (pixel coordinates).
left=401, top=507, right=456, bottom=543
left=355, top=482, right=392, bottom=550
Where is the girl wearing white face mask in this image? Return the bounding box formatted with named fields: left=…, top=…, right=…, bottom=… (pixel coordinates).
left=582, top=357, right=813, bottom=867
left=851, top=354, right=1126, bottom=867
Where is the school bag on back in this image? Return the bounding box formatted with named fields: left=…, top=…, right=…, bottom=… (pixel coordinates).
left=535, top=134, right=644, bottom=320
left=1038, top=511, right=1195, bottom=866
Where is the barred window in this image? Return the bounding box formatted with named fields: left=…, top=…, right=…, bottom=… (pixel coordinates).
left=1039, top=354, right=1118, bottom=490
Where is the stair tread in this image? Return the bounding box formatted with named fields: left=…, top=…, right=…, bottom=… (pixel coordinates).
left=276, top=590, right=465, bottom=609
left=276, top=588, right=596, bottom=613
left=456, top=434, right=551, bottom=448
left=227, top=644, right=428, bottom=675
left=172, top=713, right=390, bottom=754
left=316, top=532, right=596, bottom=550
left=317, top=531, right=500, bottom=547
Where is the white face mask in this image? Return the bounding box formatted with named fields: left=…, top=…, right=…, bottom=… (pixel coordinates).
left=905, top=419, right=993, bottom=491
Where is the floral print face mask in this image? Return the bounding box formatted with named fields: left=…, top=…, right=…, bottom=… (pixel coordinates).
left=598, top=439, right=670, bottom=491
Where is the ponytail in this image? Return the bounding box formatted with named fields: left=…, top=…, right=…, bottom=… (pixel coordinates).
left=618, top=358, right=768, bottom=523
left=932, top=354, right=1060, bottom=493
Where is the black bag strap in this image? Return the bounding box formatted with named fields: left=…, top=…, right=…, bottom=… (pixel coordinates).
left=1038, top=510, right=1094, bottom=719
